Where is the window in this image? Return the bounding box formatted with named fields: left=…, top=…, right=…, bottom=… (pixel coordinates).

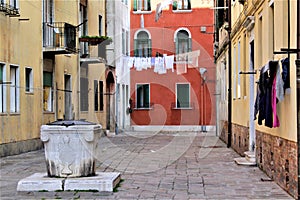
left=176, top=83, right=190, bottom=108
left=134, top=31, right=152, bottom=57
left=94, top=80, right=103, bottom=111
left=99, top=81, right=103, bottom=111
left=126, top=30, right=129, bottom=56
left=175, top=30, right=191, bottom=60
left=122, top=29, right=126, bottom=55
left=25, top=67, right=33, bottom=93
left=99, top=15, right=102, bottom=36
left=10, top=0, right=19, bottom=9
left=0, top=64, right=6, bottom=113
left=136, top=84, right=150, bottom=108
left=10, top=65, right=20, bottom=113
left=43, top=71, right=53, bottom=112
left=80, top=65, right=88, bottom=111
left=173, top=0, right=191, bottom=10
left=94, top=80, right=98, bottom=111
left=233, top=45, right=236, bottom=99
left=237, top=40, right=241, bottom=98
left=133, top=0, right=151, bottom=11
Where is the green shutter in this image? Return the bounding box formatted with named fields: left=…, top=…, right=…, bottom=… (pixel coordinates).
left=134, top=39, right=139, bottom=57
left=148, top=39, right=152, bottom=57
left=188, top=38, right=192, bottom=52
left=147, top=0, right=151, bottom=11
left=0, top=66, right=3, bottom=82
left=43, top=72, right=52, bottom=87
left=133, top=0, right=137, bottom=11
left=175, top=37, right=179, bottom=55
left=177, top=84, right=189, bottom=108
left=172, top=1, right=177, bottom=10
left=144, top=84, right=150, bottom=107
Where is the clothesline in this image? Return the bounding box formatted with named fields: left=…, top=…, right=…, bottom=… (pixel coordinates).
left=122, top=50, right=200, bottom=75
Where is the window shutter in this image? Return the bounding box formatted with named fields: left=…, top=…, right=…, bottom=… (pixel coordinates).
left=188, top=38, right=192, bottom=52
left=134, top=39, right=138, bottom=57
left=43, top=72, right=53, bottom=87
left=133, top=0, right=137, bottom=11
left=0, top=67, right=3, bottom=82
left=147, top=0, right=151, bottom=11
left=188, top=0, right=191, bottom=9
left=94, top=80, right=98, bottom=111
left=148, top=39, right=152, bottom=57
left=175, top=37, right=179, bottom=55
left=144, top=84, right=150, bottom=107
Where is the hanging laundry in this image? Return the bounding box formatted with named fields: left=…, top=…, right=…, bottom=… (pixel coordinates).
left=272, top=74, right=280, bottom=128
left=141, top=57, right=148, bottom=70
left=176, top=55, right=187, bottom=75
left=134, top=57, right=143, bottom=71
left=187, top=50, right=200, bottom=68
left=254, top=60, right=278, bottom=128
left=281, top=57, right=290, bottom=94
left=128, top=57, right=134, bottom=68
left=164, top=55, right=174, bottom=72
left=275, top=62, right=284, bottom=102
left=146, top=57, right=152, bottom=69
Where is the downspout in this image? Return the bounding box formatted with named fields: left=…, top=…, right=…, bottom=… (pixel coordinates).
left=296, top=0, right=300, bottom=198
left=227, top=0, right=232, bottom=148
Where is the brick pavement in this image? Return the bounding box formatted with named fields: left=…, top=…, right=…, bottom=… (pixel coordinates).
left=0, top=131, right=293, bottom=199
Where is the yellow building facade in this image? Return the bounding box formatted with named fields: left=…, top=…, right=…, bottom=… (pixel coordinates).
left=0, top=0, right=114, bottom=157
left=216, top=0, right=298, bottom=198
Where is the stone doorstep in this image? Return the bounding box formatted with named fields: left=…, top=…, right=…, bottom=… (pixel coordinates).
left=234, top=157, right=256, bottom=166
left=244, top=151, right=256, bottom=163
left=17, top=172, right=121, bottom=192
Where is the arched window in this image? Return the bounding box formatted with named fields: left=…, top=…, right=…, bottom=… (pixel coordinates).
left=175, top=30, right=191, bottom=55
left=134, top=30, right=152, bottom=57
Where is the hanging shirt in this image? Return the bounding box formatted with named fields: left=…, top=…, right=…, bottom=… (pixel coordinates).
left=164, top=55, right=174, bottom=72
left=128, top=57, right=134, bottom=68
left=134, top=57, right=142, bottom=71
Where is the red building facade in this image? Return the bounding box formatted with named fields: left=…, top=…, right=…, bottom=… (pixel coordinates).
left=129, top=0, right=215, bottom=127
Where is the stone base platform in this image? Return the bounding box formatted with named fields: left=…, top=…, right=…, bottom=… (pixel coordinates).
left=17, top=172, right=121, bottom=192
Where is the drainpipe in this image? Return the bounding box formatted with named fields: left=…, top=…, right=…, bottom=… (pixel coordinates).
left=296, top=0, right=300, bottom=198
left=227, top=0, right=232, bottom=148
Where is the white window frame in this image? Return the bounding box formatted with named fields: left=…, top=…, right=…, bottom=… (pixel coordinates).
left=10, top=0, right=19, bottom=9
left=237, top=40, right=241, bottom=99
left=233, top=45, right=236, bottom=99
left=135, top=83, right=150, bottom=109
left=0, top=63, right=7, bottom=113
left=25, top=67, right=33, bottom=93
left=176, top=83, right=191, bottom=109
left=10, top=65, right=20, bottom=113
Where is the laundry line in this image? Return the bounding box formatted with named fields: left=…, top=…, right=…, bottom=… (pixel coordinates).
left=121, top=50, right=200, bottom=75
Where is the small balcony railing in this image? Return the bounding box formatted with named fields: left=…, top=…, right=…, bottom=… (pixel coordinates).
left=43, top=22, right=77, bottom=53
left=0, top=2, right=19, bottom=16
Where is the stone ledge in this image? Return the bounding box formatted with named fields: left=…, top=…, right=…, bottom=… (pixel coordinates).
left=234, top=157, right=256, bottom=166
left=17, top=172, right=121, bottom=192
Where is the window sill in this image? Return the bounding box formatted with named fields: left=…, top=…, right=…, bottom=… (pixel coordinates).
left=172, top=9, right=192, bottom=13
left=0, top=112, right=8, bottom=116
left=133, top=10, right=152, bottom=14
left=10, top=112, right=20, bottom=116
left=134, top=107, right=153, bottom=110
left=25, top=92, right=34, bottom=95
left=172, top=107, right=193, bottom=110
left=43, top=111, right=55, bottom=114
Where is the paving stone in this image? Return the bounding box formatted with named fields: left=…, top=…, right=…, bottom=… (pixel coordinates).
left=0, top=132, right=293, bottom=199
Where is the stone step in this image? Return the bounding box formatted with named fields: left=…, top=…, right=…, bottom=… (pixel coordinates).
left=244, top=151, right=256, bottom=162
left=234, top=157, right=256, bottom=166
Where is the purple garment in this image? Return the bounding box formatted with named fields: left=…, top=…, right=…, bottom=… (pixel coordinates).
left=272, top=75, right=280, bottom=127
